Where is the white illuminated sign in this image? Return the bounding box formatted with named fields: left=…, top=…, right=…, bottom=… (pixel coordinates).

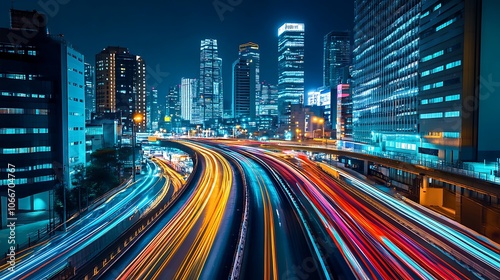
left=278, top=23, right=305, bottom=36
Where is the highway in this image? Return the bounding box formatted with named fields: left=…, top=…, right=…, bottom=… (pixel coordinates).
left=217, top=142, right=500, bottom=279
left=210, top=142, right=326, bottom=280
left=105, top=141, right=238, bottom=280
left=5, top=138, right=499, bottom=279
left=0, top=159, right=173, bottom=280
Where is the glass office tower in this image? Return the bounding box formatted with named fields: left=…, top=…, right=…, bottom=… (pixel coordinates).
left=278, top=23, right=305, bottom=127
left=353, top=0, right=421, bottom=154
left=199, top=39, right=223, bottom=125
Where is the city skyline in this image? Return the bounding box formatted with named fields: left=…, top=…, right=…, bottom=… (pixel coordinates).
left=0, top=0, right=354, bottom=96
left=2, top=2, right=500, bottom=279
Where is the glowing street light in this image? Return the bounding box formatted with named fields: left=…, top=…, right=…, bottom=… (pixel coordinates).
left=312, top=117, right=323, bottom=138
left=132, top=113, right=143, bottom=182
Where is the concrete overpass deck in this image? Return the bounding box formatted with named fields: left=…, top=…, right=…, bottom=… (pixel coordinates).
left=260, top=143, right=500, bottom=198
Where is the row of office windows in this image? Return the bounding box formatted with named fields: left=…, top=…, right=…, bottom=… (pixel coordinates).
left=0, top=73, right=40, bottom=80
left=2, top=92, right=47, bottom=99
left=436, top=17, right=457, bottom=32
left=0, top=47, right=37, bottom=56
left=0, top=163, right=52, bottom=172
left=427, top=131, right=460, bottom=138
left=0, top=175, right=55, bottom=185
left=386, top=141, right=417, bottom=151
left=0, top=108, right=49, bottom=115
left=0, top=128, right=49, bottom=134
left=421, top=78, right=460, bottom=91
left=1, top=146, right=51, bottom=154
left=421, top=94, right=460, bottom=105
left=420, top=111, right=460, bottom=119
left=421, top=60, right=461, bottom=77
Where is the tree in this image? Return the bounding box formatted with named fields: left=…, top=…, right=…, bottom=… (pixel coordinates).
left=71, top=164, right=86, bottom=211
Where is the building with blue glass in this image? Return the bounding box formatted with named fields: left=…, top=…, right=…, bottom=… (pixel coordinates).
left=0, top=10, right=85, bottom=227
left=352, top=0, right=421, bottom=156
left=278, top=23, right=305, bottom=127
left=198, top=39, right=223, bottom=126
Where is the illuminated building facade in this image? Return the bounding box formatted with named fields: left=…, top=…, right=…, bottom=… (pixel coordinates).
left=84, top=62, right=95, bottom=121
left=278, top=23, right=305, bottom=126
left=238, top=42, right=260, bottom=116
left=352, top=0, right=420, bottom=154
left=418, top=0, right=482, bottom=162
left=181, top=78, right=196, bottom=122
left=337, top=84, right=353, bottom=140
left=324, top=31, right=351, bottom=87
left=0, top=10, right=85, bottom=226
left=259, top=82, right=279, bottom=116
left=95, top=46, right=146, bottom=133
left=146, top=87, right=159, bottom=131
left=199, top=39, right=223, bottom=125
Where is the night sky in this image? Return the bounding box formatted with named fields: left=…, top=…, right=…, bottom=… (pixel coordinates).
left=2, top=0, right=354, bottom=106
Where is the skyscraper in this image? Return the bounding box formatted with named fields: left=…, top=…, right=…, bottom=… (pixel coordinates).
left=198, top=39, right=223, bottom=125
left=95, top=46, right=146, bottom=133
left=0, top=10, right=85, bottom=225
left=259, top=82, right=279, bottom=116
left=239, top=42, right=260, bottom=115
left=278, top=23, right=305, bottom=127
left=181, top=78, right=196, bottom=122
left=166, top=84, right=181, bottom=118
left=418, top=0, right=482, bottom=162
left=232, top=59, right=253, bottom=118
left=146, top=87, right=159, bottom=131
left=337, top=84, right=353, bottom=140
left=352, top=1, right=420, bottom=153
left=232, top=42, right=260, bottom=119
left=323, top=31, right=351, bottom=87
left=84, top=62, right=95, bottom=121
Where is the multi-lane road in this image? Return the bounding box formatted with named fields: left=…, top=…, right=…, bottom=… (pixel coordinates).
left=3, top=139, right=499, bottom=279
left=0, top=159, right=175, bottom=280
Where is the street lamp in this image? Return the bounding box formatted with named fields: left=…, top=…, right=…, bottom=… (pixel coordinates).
left=296, top=128, right=302, bottom=141
left=132, top=113, right=143, bottom=182
left=319, top=118, right=325, bottom=144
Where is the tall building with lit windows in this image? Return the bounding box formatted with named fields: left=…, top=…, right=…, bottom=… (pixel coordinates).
left=84, top=62, right=95, bottom=121
left=418, top=0, right=482, bottom=162
left=324, top=31, right=351, bottom=87
left=259, top=82, right=279, bottom=116
left=277, top=23, right=305, bottom=126
left=0, top=10, right=85, bottom=227
left=238, top=42, right=260, bottom=116
left=181, top=78, right=196, bottom=122
left=146, top=87, right=159, bottom=131
left=198, top=39, right=223, bottom=125
left=352, top=0, right=421, bottom=154
left=95, top=46, right=146, bottom=133
left=232, top=42, right=260, bottom=119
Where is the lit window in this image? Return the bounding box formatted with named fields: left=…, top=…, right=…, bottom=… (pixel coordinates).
left=443, top=132, right=460, bottom=138
left=429, top=97, right=443, bottom=104
left=436, top=18, right=457, bottom=32
left=444, top=111, right=460, bottom=118
left=445, top=94, right=460, bottom=101
left=420, top=112, right=443, bottom=119
left=445, top=60, right=462, bottom=69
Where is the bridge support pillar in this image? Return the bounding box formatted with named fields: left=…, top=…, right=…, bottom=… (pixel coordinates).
left=419, top=176, right=443, bottom=207
left=455, top=186, right=462, bottom=223
left=363, top=160, right=369, bottom=176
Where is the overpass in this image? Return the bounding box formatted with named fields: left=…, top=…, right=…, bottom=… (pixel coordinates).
left=260, top=143, right=500, bottom=199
